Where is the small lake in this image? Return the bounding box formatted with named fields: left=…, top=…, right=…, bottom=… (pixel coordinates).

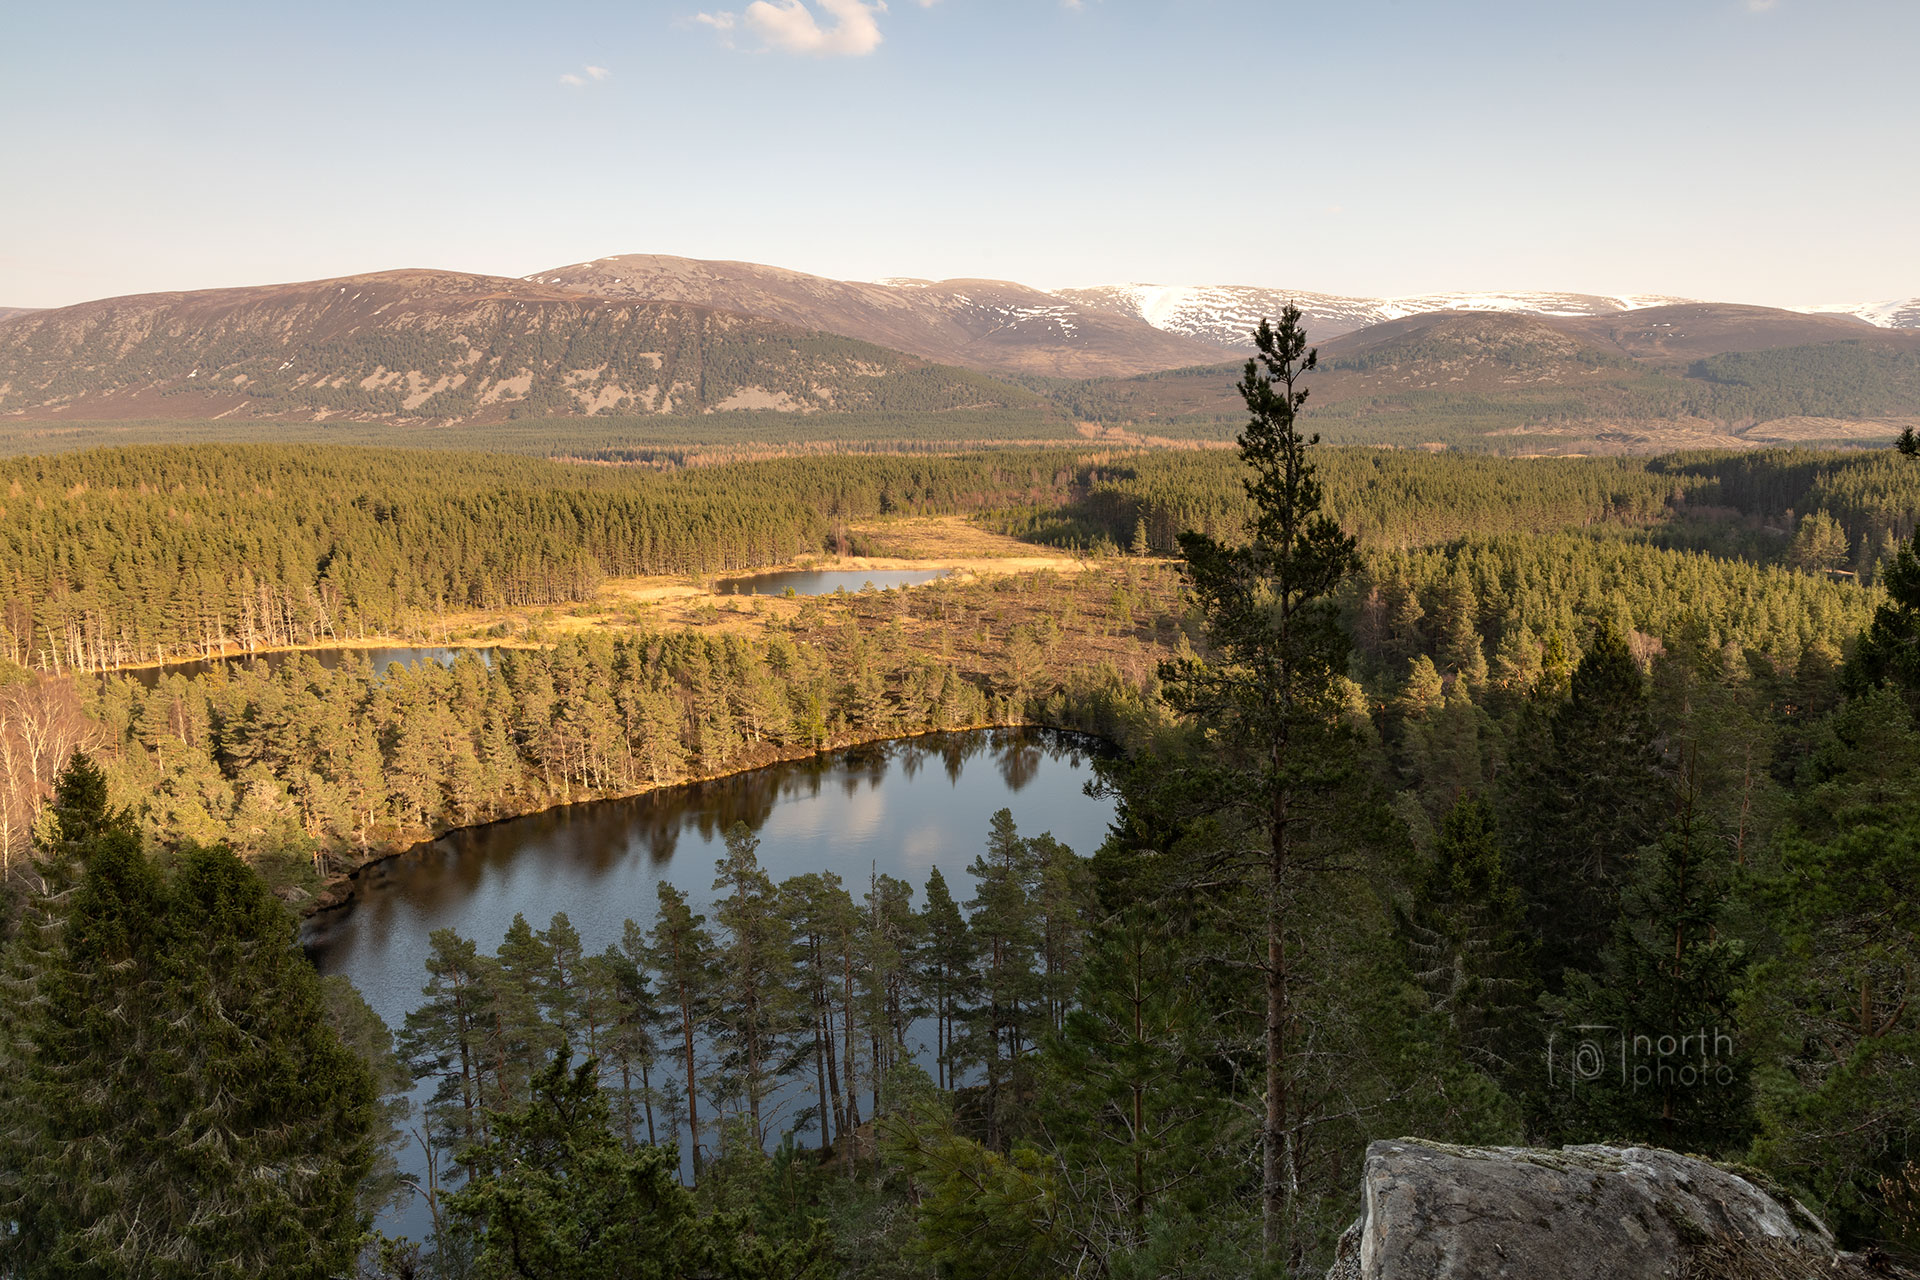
left=302, top=727, right=1113, bottom=1239
left=116, top=646, right=496, bottom=689
left=715, top=568, right=949, bottom=596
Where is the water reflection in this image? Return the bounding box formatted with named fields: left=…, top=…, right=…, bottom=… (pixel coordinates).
left=302, top=728, right=1112, bottom=1238
left=715, top=569, right=949, bottom=596
left=115, top=646, right=497, bottom=690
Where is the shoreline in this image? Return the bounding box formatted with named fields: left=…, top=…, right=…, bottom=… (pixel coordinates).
left=79, top=537, right=1091, bottom=681
left=297, top=719, right=1110, bottom=923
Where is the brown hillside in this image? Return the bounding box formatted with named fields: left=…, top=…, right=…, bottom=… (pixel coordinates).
left=0, top=270, right=1045, bottom=423
left=529, top=254, right=1231, bottom=378
left=1556, top=303, right=1881, bottom=360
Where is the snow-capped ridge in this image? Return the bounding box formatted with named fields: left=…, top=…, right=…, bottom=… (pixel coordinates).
left=1060, top=283, right=1920, bottom=349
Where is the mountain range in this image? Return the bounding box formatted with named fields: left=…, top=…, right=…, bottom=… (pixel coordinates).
left=1, top=256, right=1915, bottom=452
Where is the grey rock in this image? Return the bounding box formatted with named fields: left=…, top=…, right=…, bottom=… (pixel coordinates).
left=1327, top=1139, right=1909, bottom=1279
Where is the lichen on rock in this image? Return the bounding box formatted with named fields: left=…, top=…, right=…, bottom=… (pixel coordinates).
left=1325, top=1139, right=1913, bottom=1279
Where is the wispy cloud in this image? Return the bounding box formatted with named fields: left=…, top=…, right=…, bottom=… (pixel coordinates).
left=1744, top=0, right=1780, bottom=11
left=559, top=64, right=613, bottom=86
left=695, top=0, right=887, bottom=57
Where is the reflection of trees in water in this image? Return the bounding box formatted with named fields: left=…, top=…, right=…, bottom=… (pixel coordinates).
left=311, top=729, right=1104, bottom=954
left=939, top=732, right=984, bottom=785
left=994, top=732, right=1043, bottom=792
left=678, top=774, right=784, bottom=849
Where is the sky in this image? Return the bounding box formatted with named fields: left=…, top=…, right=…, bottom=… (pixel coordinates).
left=0, top=0, right=1915, bottom=310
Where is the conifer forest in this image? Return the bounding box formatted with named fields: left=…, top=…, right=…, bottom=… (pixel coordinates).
left=3, top=310, right=1920, bottom=1279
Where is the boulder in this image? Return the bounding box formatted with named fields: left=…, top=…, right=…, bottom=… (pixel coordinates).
left=1326, top=1139, right=1910, bottom=1280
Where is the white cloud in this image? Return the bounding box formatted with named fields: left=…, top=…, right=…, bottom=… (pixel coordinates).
left=586, top=64, right=612, bottom=80
left=695, top=0, right=887, bottom=57
left=1744, top=0, right=1779, bottom=10
left=559, top=64, right=612, bottom=87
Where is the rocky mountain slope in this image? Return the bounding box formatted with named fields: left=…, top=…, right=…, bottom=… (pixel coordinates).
left=0, top=270, right=1046, bottom=423
left=527, top=255, right=1228, bottom=379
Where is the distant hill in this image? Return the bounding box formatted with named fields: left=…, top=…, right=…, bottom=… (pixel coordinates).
left=527, top=255, right=1229, bottom=379
left=0, top=270, right=1049, bottom=424
left=0, top=308, right=38, bottom=324
left=1055, top=308, right=1920, bottom=453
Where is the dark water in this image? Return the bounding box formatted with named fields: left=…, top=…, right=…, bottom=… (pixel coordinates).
left=715, top=568, right=949, bottom=596
left=117, top=646, right=495, bottom=689
left=302, top=728, right=1113, bottom=1239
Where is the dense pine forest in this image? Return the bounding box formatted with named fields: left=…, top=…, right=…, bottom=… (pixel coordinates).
left=2, top=359, right=1919, bottom=1275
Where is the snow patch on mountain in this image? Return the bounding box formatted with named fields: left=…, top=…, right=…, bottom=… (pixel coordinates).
left=1063, top=283, right=1920, bottom=349
left=1800, top=299, right=1920, bottom=329
left=1058, top=284, right=1717, bottom=349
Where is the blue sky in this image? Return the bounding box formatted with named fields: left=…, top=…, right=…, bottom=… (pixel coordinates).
left=1, top=0, right=1913, bottom=309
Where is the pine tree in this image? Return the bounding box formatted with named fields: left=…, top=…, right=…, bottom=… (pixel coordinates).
left=400, top=928, right=503, bottom=1161
left=1844, top=532, right=1920, bottom=708
left=1041, top=910, right=1235, bottom=1253
left=1030, top=833, right=1090, bottom=1036
left=964, top=808, right=1042, bottom=1147
left=1501, top=625, right=1667, bottom=987
left=1156, top=306, right=1361, bottom=1260
left=779, top=872, right=856, bottom=1148
left=711, top=821, right=793, bottom=1147
left=493, top=911, right=563, bottom=1095
left=1745, top=688, right=1920, bottom=1241
left=649, top=881, right=716, bottom=1174
left=918, top=866, right=974, bottom=1092
left=0, top=757, right=378, bottom=1277
left=585, top=925, right=662, bottom=1152
left=1553, top=788, right=1749, bottom=1151
left=1399, top=796, right=1537, bottom=1082
left=447, top=1053, right=824, bottom=1280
